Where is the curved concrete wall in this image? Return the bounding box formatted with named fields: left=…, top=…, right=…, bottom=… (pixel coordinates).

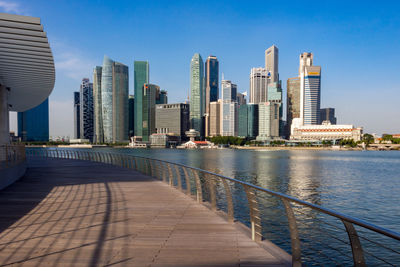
left=0, top=161, right=26, bottom=190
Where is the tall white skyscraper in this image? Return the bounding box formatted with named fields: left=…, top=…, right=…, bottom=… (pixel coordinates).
left=265, top=45, right=279, bottom=83
left=190, top=53, right=204, bottom=134
left=249, top=67, right=268, bottom=103
left=291, top=52, right=321, bottom=133
left=221, top=80, right=238, bottom=136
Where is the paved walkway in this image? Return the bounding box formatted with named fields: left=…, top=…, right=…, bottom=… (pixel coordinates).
left=0, top=158, right=290, bottom=267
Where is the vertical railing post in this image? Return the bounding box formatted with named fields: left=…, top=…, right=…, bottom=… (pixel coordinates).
left=220, top=178, right=234, bottom=223
left=167, top=163, right=173, bottom=186
left=281, top=198, right=302, bottom=267
left=174, top=165, right=182, bottom=191
left=193, top=170, right=203, bottom=203
left=206, top=174, right=217, bottom=211
left=243, top=185, right=262, bottom=242
left=182, top=167, right=192, bottom=195
left=341, top=220, right=366, bottom=267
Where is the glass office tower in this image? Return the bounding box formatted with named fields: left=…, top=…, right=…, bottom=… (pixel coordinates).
left=134, top=61, right=149, bottom=138
left=18, top=98, right=49, bottom=141
left=112, top=62, right=129, bottom=142
left=93, top=66, right=103, bottom=143
left=101, top=56, right=113, bottom=142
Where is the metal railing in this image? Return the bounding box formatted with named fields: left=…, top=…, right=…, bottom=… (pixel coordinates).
left=0, top=144, right=26, bottom=170
left=26, top=148, right=400, bottom=266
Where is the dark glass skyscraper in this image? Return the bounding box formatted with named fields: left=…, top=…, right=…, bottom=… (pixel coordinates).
left=142, top=83, right=158, bottom=141
left=80, top=78, right=94, bottom=142
left=18, top=98, right=49, bottom=141
left=129, top=95, right=134, bottom=137
left=73, top=92, right=80, bottom=139
left=134, top=61, right=149, bottom=138
left=205, top=55, right=219, bottom=112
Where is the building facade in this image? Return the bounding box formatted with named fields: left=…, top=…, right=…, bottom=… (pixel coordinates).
left=236, top=92, right=246, bottom=106
left=73, top=92, right=80, bottom=139
left=249, top=67, right=268, bottom=104
left=18, top=98, right=49, bottom=141
left=287, top=77, right=300, bottom=136
left=257, top=102, right=279, bottom=141
left=155, top=103, right=189, bottom=138
left=204, top=55, right=219, bottom=137
left=221, top=101, right=237, bottom=136
left=129, top=95, right=134, bottom=137
left=142, top=84, right=158, bottom=141
left=238, top=104, right=248, bottom=137
left=80, top=78, right=94, bottom=142
left=291, top=122, right=362, bottom=141
left=99, top=56, right=129, bottom=143
left=265, top=45, right=279, bottom=83
left=93, top=66, right=103, bottom=143
left=112, top=62, right=129, bottom=142
left=190, top=53, right=204, bottom=134
left=247, top=104, right=259, bottom=139
left=222, top=80, right=237, bottom=101
left=156, top=89, right=168, bottom=104
left=320, top=108, right=336, bottom=124
left=303, top=66, right=321, bottom=125
left=134, top=60, right=149, bottom=138
left=209, top=100, right=221, bottom=137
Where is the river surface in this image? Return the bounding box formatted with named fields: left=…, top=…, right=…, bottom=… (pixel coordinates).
left=42, top=148, right=400, bottom=265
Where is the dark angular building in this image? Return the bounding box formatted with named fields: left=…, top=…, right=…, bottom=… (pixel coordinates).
left=18, top=98, right=49, bottom=142
left=287, top=77, right=300, bottom=135
left=320, top=108, right=337, bottom=124
left=74, top=92, right=80, bottom=139
left=156, top=89, right=168, bottom=104
left=247, top=104, right=259, bottom=139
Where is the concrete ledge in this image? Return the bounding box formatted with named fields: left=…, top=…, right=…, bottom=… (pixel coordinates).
left=0, top=160, right=26, bottom=190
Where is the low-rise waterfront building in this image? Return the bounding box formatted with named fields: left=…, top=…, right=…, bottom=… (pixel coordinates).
left=291, top=121, right=363, bottom=141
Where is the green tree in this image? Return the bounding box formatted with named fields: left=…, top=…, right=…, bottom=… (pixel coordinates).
left=362, top=133, right=374, bottom=146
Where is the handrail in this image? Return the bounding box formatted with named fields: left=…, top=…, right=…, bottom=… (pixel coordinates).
left=25, top=148, right=400, bottom=266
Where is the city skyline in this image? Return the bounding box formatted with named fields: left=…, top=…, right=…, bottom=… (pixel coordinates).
left=4, top=0, right=400, bottom=136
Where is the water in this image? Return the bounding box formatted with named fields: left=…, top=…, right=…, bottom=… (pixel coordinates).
left=36, top=148, right=400, bottom=265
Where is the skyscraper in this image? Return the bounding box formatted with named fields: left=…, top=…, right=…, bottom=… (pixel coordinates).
left=257, top=102, right=279, bottom=141
left=238, top=104, right=248, bottom=137
left=129, top=95, right=134, bottom=137
left=80, top=78, right=94, bottom=142
left=209, top=100, right=221, bottom=137
left=155, top=103, right=189, bottom=137
left=112, top=62, right=129, bottom=142
left=247, top=104, right=259, bottom=139
left=265, top=45, right=279, bottom=83
left=101, top=56, right=113, bottom=142
left=73, top=92, right=80, bottom=139
left=287, top=77, right=300, bottom=135
left=222, top=80, right=237, bottom=102
left=190, top=53, right=204, bottom=134
left=236, top=92, right=247, bottom=106
left=291, top=52, right=321, bottom=134
left=142, top=83, right=158, bottom=141
left=93, top=66, right=103, bottom=143
left=205, top=55, right=219, bottom=111
left=303, top=66, right=321, bottom=125
left=18, top=98, right=49, bottom=141
left=268, top=82, right=283, bottom=136
left=249, top=68, right=268, bottom=103
left=134, top=61, right=149, bottom=138
left=100, top=55, right=129, bottom=143
left=221, top=101, right=237, bottom=136
left=204, top=55, right=219, bottom=137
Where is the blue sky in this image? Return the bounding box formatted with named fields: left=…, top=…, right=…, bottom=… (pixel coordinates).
left=3, top=0, right=400, bottom=136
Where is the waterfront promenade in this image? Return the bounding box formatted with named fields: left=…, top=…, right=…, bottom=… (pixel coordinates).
left=0, top=158, right=290, bottom=267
